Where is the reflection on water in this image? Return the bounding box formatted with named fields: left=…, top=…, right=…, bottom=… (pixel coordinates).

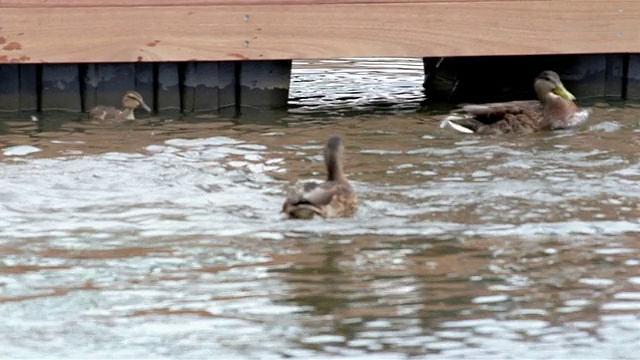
left=1, top=58, right=640, bottom=359
left=290, top=58, right=426, bottom=114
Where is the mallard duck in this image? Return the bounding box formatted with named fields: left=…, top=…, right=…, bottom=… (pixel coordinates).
left=88, top=91, right=151, bottom=121
left=440, top=70, right=590, bottom=134
left=282, top=135, right=359, bottom=219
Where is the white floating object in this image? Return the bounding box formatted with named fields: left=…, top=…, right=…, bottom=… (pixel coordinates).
left=3, top=145, right=42, bottom=156
left=440, top=117, right=474, bottom=134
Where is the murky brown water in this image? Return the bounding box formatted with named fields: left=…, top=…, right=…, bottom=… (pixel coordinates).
left=2, top=58, right=640, bottom=359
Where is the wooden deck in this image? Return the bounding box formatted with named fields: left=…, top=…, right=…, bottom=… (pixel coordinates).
left=0, top=1, right=638, bottom=113
left=0, top=0, right=638, bottom=64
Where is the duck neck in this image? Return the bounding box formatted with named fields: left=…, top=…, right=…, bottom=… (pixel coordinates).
left=540, top=93, right=581, bottom=130
left=542, top=93, right=574, bottom=120
left=325, top=152, right=345, bottom=182
left=123, top=108, right=135, bottom=120
left=535, top=85, right=549, bottom=104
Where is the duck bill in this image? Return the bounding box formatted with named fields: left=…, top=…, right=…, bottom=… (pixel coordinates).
left=553, top=83, right=577, bottom=101
left=140, top=102, right=152, bottom=112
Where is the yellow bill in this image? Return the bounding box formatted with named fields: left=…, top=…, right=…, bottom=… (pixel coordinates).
left=553, top=83, right=577, bottom=101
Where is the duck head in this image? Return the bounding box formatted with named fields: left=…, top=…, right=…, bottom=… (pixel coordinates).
left=534, top=70, right=576, bottom=103
left=122, top=91, right=152, bottom=112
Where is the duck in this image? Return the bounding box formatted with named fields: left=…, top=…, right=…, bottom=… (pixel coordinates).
left=282, top=135, right=359, bottom=219
left=440, top=70, right=590, bottom=134
left=88, top=91, right=152, bottom=121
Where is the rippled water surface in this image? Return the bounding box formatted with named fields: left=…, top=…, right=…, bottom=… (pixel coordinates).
left=2, top=58, right=640, bottom=359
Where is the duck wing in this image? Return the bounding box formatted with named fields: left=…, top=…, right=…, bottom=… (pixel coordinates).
left=461, top=100, right=542, bottom=125
left=282, top=181, right=351, bottom=219
left=283, top=181, right=340, bottom=207
left=442, top=100, right=544, bottom=134
left=89, top=105, right=121, bottom=121
left=298, top=181, right=343, bottom=207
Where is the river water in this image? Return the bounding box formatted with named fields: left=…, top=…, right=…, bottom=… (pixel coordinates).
left=1, top=58, right=640, bottom=359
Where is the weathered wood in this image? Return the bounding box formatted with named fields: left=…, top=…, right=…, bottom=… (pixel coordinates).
left=40, top=64, right=81, bottom=111
left=239, top=60, right=291, bottom=109
left=0, top=0, right=533, bottom=7
left=0, top=1, right=637, bottom=63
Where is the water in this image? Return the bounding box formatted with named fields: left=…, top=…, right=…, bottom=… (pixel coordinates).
left=2, top=58, right=640, bottom=359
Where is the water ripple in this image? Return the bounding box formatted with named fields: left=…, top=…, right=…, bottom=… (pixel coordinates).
left=2, top=59, right=640, bottom=359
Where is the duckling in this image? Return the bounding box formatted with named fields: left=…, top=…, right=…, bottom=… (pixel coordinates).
left=441, top=70, right=590, bottom=134
left=282, top=135, right=359, bottom=219
left=88, top=91, right=151, bottom=121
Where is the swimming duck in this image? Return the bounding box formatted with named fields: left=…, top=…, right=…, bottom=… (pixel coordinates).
left=440, top=70, right=590, bottom=134
left=282, top=135, right=359, bottom=219
left=88, top=91, right=151, bottom=121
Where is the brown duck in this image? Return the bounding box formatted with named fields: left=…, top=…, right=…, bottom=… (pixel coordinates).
left=282, top=135, right=359, bottom=219
left=440, top=70, right=590, bottom=134
left=88, top=91, right=151, bottom=121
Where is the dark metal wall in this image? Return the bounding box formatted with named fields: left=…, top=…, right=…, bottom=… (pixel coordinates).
left=423, top=54, right=639, bottom=103
left=0, top=60, right=292, bottom=113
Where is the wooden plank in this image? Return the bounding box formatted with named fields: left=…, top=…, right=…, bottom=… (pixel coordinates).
left=0, top=1, right=637, bottom=63
left=0, top=0, right=536, bottom=7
